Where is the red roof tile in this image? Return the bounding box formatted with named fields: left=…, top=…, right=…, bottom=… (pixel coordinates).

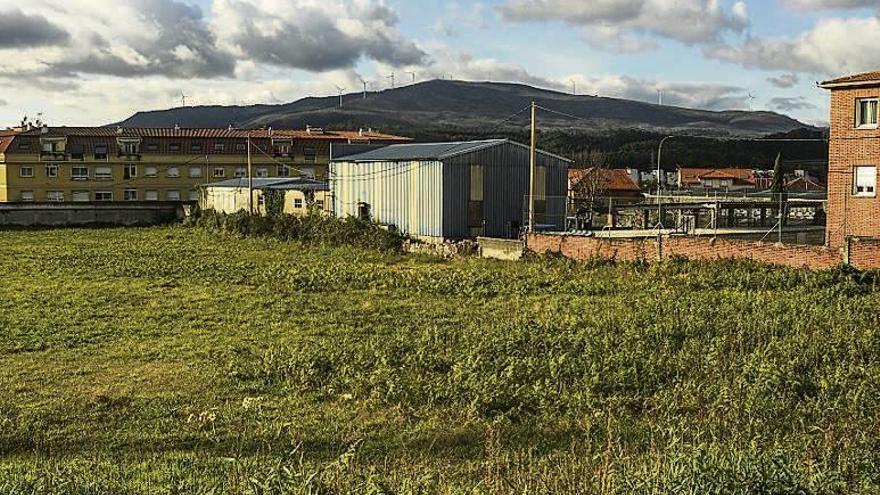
left=569, top=168, right=641, bottom=193
left=820, top=71, right=880, bottom=88
left=16, top=127, right=410, bottom=141
left=679, top=167, right=753, bottom=186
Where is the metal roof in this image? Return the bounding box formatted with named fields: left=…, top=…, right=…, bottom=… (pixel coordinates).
left=330, top=139, right=571, bottom=163
left=203, top=177, right=329, bottom=191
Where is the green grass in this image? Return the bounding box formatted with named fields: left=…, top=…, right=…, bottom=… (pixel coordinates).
left=1, top=226, right=880, bottom=494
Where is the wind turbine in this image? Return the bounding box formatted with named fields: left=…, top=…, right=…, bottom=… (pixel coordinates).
left=747, top=92, right=757, bottom=111
left=657, top=89, right=663, bottom=106
left=180, top=91, right=189, bottom=107
left=358, top=77, right=368, bottom=99
left=570, top=79, right=577, bottom=96
left=387, top=72, right=396, bottom=89
left=406, top=71, right=417, bottom=84
left=335, top=85, right=346, bottom=108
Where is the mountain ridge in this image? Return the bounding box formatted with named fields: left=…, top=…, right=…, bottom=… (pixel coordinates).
left=118, top=79, right=815, bottom=137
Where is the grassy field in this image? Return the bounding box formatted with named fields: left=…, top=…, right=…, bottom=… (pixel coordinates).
left=1, top=226, right=880, bottom=494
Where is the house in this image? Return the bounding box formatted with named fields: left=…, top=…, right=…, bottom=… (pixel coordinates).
left=819, top=71, right=880, bottom=247
left=677, top=167, right=757, bottom=191
left=330, top=139, right=570, bottom=240
left=201, top=177, right=330, bottom=215
left=0, top=126, right=408, bottom=204
left=785, top=173, right=826, bottom=193
left=569, top=168, right=643, bottom=205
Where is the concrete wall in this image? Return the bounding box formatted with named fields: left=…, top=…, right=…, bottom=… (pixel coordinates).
left=478, top=237, right=525, bottom=261
left=0, top=203, right=182, bottom=227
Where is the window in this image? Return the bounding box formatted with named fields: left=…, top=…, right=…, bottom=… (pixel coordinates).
left=857, top=98, right=879, bottom=128
left=293, top=198, right=303, bottom=209
left=45, top=164, right=59, bottom=178
left=94, top=145, right=108, bottom=160
left=17, top=142, right=30, bottom=151
left=191, top=143, right=203, bottom=152
left=20, top=191, right=34, bottom=202
left=146, top=143, right=159, bottom=152
left=95, top=167, right=112, bottom=180
left=234, top=167, right=246, bottom=178
left=167, top=166, right=180, bottom=178
left=854, top=166, right=877, bottom=197
left=166, top=190, right=180, bottom=201
left=70, top=146, right=84, bottom=160
left=213, top=167, right=226, bottom=178
left=124, top=164, right=137, bottom=179
left=95, top=191, right=113, bottom=202
left=145, top=190, right=159, bottom=201
left=169, top=143, right=181, bottom=152
left=236, top=143, right=246, bottom=152
left=124, top=189, right=138, bottom=201
left=303, top=146, right=316, bottom=162
left=144, top=166, right=158, bottom=178
left=19, top=166, right=33, bottom=178
left=189, top=189, right=199, bottom=201
left=213, top=143, right=225, bottom=152
left=122, top=142, right=139, bottom=154
left=46, top=191, right=64, bottom=202
left=316, top=199, right=325, bottom=210
left=277, top=165, right=292, bottom=178
left=71, top=167, right=89, bottom=180
left=72, top=191, right=90, bottom=202
left=189, top=166, right=202, bottom=178
left=256, top=167, right=269, bottom=178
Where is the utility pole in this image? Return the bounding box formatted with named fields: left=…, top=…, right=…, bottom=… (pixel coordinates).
left=247, top=133, right=253, bottom=215
left=529, top=100, right=537, bottom=233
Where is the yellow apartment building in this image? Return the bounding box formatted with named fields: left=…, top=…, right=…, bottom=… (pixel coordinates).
left=0, top=126, right=409, bottom=203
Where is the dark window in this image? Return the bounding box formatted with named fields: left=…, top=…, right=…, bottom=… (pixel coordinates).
left=236, top=143, right=246, bottom=152
left=213, top=143, right=225, bottom=152
left=146, top=143, right=159, bottom=152
left=304, top=146, right=316, bottom=162
left=94, top=145, right=108, bottom=160
left=191, top=143, right=203, bottom=152
left=169, top=143, right=181, bottom=152
left=17, top=142, right=30, bottom=150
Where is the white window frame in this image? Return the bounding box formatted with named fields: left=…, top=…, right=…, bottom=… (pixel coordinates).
left=71, top=167, right=89, bottom=181
left=293, top=198, right=303, bottom=209
left=145, top=190, right=159, bottom=201
left=189, top=166, right=203, bottom=178
left=46, top=191, right=64, bottom=202
left=854, top=166, right=877, bottom=197
left=166, top=190, right=181, bottom=201
left=234, top=167, right=247, bottom=178
left=20, top=191, right=34, bottom=202
left=123, top=189, right=138, bottom=201
left=857, top=98, right=879, bottom=129
left=19, top=166, right=34, bottom=178
left=45, top=164, right=59, bottom=178
left=72, top=191, right=90, bottom=202
left=123, top=163, right=137, bottom=179
left=95, top=167, right=112, bottom=180
left=256, top=167, right=269, bottom=178
left=213, top=167, right=226, bottom=178
left=167, top=166, right=180, bottom=178
left=95, top=191, right=113, bottom=202
left=144, top=166, right=159, bottom=178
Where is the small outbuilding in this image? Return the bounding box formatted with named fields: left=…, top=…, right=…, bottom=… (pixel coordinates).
left=201, top=177, right=330, bottom=216
left=330, top=139, right=570, bottom=240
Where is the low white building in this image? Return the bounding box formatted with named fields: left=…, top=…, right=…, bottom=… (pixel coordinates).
left=201, top=178, right=331, bottom=215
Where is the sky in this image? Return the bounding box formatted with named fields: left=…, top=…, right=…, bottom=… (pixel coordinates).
left=0, top=0, right=877, bottom=127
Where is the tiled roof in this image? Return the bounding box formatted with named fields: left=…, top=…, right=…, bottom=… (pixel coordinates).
left=16, top=126, right=409, bottom=141
left=679, top=167, right=753, bottom=186
left=0, top=136, right=14, bottom=154
left=820, top=71, right=880, bottom=88
left=569, top=168, right=641, bottom=192
left=786, top=175, right=826, bottom=191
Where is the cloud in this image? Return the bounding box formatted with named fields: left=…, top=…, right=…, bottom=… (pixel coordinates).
left=768, top=96, right=817, bottom=112
left=0, top=98, right=7, bottom=106
left=211, top=0, right=427, bottom=71
left=767, top=73, right=800, bottom=88
left=706, top=17, right=880, bottom=74
left=570, top=75, right=750, bottom=110
left=781, top=0, right=877, bottom=10
left=0, top=9, right=69, bottom=48
left=500, top=0, right=749, bottom=48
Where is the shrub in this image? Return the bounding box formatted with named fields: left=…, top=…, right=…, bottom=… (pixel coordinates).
left=192, top=209, right=405, bottom=253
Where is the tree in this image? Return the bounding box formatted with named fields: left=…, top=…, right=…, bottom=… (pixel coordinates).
left=569, top=150, right=610, bottom=229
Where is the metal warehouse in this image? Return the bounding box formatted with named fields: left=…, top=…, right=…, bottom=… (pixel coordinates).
left=330, top=139, right=570, bottom=239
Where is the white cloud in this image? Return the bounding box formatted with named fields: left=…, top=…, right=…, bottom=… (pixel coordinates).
left=706, top=16, right=880, bottom=74
left=500, top=0, right=749, bottom=48
left=767, top=73, right=800, bottom=88
left=781, top=0, right=877, bottom=10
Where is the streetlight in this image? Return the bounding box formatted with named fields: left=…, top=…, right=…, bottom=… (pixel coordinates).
left=656, top=135, right=674, bottom=229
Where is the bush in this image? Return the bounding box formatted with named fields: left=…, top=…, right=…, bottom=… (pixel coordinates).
left=191, top=209, right=405, bottom=253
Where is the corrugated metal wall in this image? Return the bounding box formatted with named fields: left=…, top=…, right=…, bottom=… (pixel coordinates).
left=331, top=141, right=568, bottom=239
left=330, top=160, right=445, bottom=237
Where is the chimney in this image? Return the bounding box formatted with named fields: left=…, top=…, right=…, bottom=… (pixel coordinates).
left=174, top=123, right=180, bottom=131
left=358, top=128, right=363, bottom=136
left=268, top=126, right=273, bottom=136
left=306, top=125, right=311, bottom=135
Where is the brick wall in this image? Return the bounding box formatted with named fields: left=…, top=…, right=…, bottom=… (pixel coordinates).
left=827, top=86, right=880, bottom=248
left=527, top=234, right=844, bottom=270
left=849, top=237, right=880, bottom=271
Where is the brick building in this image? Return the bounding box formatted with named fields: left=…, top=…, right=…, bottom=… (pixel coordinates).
left=820, top=72, right=880, bottom=248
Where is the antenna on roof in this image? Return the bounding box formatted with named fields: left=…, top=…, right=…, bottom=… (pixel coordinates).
left=335, top=85, right=346, bottom=108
